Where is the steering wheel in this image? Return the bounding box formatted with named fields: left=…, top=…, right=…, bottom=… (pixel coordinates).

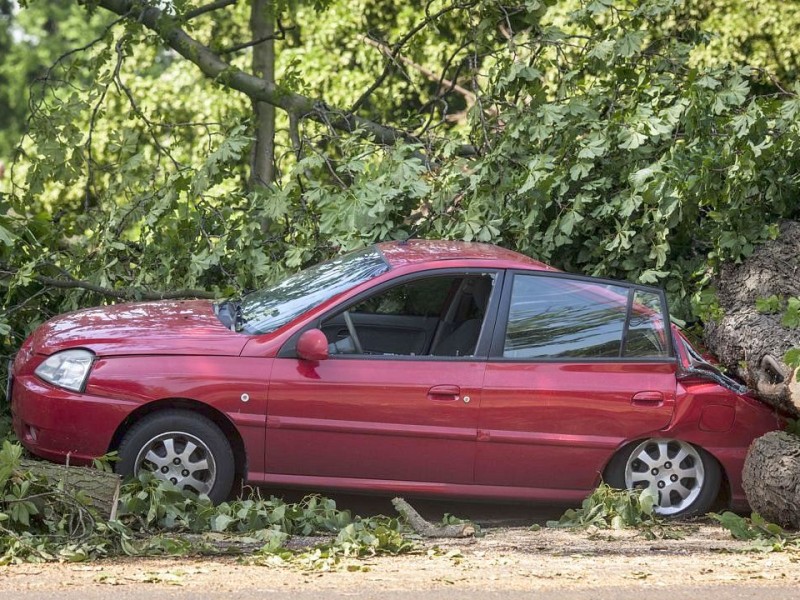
left=342, top=310, right=364, bottom=354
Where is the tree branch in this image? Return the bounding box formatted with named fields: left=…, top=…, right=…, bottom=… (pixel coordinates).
left=183, top=0, right=236, bottom=21
left=219, top=23, right=295, bottom=56
left=35, top=275, right=216, bottom=300
left=361, top=36, right=476, bottom=105
left=350, top=1, right=478, bottom=113
left=94, top=0, right=478, bottom=158
left=1, top=269, right=215, bottom=301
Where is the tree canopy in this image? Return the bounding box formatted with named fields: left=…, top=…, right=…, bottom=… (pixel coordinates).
left=1, top=0, right=799, bottom=374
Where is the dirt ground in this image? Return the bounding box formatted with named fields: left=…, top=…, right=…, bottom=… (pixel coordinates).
left=0, top=523, right=798, bottom=594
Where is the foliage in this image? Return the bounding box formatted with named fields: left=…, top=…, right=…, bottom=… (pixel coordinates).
left=711, top=511, right=800, bottom=552
left=0, top=444, right=418, bottom=565
left=546, top=483, right=660, bottom=530
left=689, top=0, right=800, bottom=88
left=785, top=348, right=800, bottom=375
left=0, top=440, right=130, bottom=563
left=0, top=412, right=13, bottom=444
left=116, top=472, right=418, bottom=565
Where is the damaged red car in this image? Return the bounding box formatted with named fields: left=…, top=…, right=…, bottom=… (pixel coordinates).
left=10, top=240, right=781, bottom=516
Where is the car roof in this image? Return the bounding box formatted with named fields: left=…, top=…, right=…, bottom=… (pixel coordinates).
left=375, top=239, right=555, bottom=271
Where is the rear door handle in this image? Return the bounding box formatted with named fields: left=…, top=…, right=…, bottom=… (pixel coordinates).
left=427, top=385, right=461, bottom=402
left=632, top=391, right=664, bottom=407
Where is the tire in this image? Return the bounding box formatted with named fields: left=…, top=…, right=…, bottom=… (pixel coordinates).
left=117, top=410, right=235, bottom=504
left=604, top=438, right=721, bottom=518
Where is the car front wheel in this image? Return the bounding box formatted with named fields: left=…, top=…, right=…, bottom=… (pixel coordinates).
left=605, top=438, right=721, bottom=518
left=117, top=410, right=235, bottom=503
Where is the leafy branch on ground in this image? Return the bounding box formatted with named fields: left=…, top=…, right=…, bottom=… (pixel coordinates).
left=546, top=483, right=684, bottom=540
left=711, top=511, right=800, bottom=552
left=0, top=441, right=423, bottom=567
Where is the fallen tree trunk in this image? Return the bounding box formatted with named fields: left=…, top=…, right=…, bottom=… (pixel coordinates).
left=702, top=221, right=800, bottom=526
left=704, top=220, right=800, bottom=417
left=20, top=459, right=122, bottom=521
left=741, top=431, right=800, bottom=528
left=391, top=497, right=476, bottom=538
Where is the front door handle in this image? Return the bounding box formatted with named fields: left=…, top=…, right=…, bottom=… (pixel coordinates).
left=427, top=385, right=461, bottom=402
left=632, top=391, right=664, bottom=407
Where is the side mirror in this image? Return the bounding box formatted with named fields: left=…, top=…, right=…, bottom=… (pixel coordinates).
left=296, top=328, right=329, bottom=361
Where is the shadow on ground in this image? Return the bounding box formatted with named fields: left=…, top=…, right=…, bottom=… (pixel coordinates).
left=250, top=486, right=569, bottom=528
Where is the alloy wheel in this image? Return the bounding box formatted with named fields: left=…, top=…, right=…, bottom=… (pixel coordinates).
left=134, top=431, right=217, bottom=496
left=624, top=438, right=705, bottom=516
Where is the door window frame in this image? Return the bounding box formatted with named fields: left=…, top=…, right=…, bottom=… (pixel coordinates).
left=487, top=270, right=676, bottom=363
left=278, top=268, right=506, bottom=361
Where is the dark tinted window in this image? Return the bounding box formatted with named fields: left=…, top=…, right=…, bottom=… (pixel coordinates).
left=504, top=275, right=629, bottom=359
left=322, top=274, right=494, bottom=357
left=353, top=277, right=454, bottom=317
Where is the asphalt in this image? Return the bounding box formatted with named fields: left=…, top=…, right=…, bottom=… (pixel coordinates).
left=4, top=586, right=800, bottom=600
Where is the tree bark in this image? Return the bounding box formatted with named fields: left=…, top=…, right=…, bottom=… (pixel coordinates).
left=20, top=459, right=122, bottom=521
left=250, top=0, right=276, bottom=188
left=741, top=431, right=800, bottom=528
left=703, top=220, right=800, bottom=417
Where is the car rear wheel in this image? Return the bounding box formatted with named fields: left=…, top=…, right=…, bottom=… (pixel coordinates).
left=117, top=410, right=235, bottom=503
left=605, top=438, right=721, bottom=518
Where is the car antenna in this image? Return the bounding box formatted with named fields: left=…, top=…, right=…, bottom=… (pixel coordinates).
left=398, top=227, right=419, bottom=245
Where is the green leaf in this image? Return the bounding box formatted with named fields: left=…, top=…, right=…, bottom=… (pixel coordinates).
left=616, top=31, right=645, bottom=57
left=784, top=348, right=800, bottom=370
left=756, top=295, right=782, bottom=314
left=782, top=298, right=800, bottom=328
left=211, top=513, right=235, bottom=532
left=710, top=511, right=758, bottom=540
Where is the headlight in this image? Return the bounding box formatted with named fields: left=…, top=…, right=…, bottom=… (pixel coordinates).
left=34, top=349, right=95, bottom=392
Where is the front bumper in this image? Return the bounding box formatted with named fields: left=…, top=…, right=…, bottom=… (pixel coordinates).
left=11, top=372, right=136, bottom=465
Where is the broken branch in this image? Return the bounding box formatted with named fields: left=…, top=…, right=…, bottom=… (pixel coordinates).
left=392, top=497, right=476, bottom=538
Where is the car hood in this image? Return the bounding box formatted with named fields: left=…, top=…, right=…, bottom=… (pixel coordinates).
left=30, top=300, right=249, bottom=357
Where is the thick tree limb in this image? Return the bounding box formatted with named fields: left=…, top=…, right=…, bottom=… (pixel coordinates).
left=94, top=0, right=478, bottom=158
left=21, top=459, right=122, bottom=521
left=250, top=0, right=276, bottom=187
left=742, top=432, right=800, bottom=529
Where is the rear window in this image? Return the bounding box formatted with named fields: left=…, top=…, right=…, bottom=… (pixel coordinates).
left=503, top=275, right=669, bottom=359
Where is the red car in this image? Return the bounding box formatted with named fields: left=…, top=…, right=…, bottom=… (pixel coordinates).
left=9, top=240, right=781, bottom=516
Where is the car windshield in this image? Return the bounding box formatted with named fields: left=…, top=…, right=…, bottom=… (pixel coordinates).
left=239, top=246, right=389, bottom=335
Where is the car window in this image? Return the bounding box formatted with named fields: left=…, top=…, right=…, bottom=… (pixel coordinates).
left=503, top=275, right=671, bottom=360
left=623, top=289, right=669, bottom=357
left=504, top=275, right=629, bottom=359
left=321, top=274, right=495, bottom=357
left=352, top=277, right=454, bottom=317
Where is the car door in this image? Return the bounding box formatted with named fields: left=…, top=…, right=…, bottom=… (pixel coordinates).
left=265, top=270, right=502, bottom=485
left=475, top=271, right=677, bottom=492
